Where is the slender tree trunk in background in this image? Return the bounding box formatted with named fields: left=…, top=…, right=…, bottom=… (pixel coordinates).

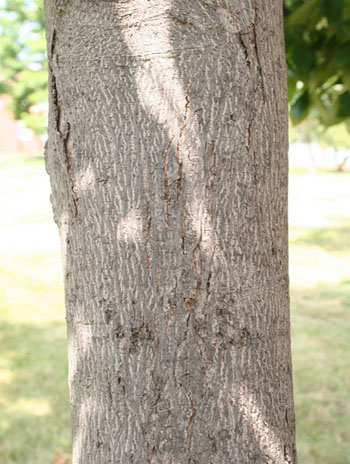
left=45, top=1, right=296, bottom=462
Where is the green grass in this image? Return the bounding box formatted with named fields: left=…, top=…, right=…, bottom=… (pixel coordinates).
left=290, top=171, right=350, bottom=464
left=0, top=154, right=349, bottom=463
left=0, top=154, right=71, bottom=464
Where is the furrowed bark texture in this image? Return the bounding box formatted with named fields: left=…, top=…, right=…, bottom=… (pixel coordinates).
left=45, top=1, right=296, bottom=462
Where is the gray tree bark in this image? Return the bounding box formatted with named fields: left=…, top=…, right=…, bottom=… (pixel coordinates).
left=44, top=1, right=296, bottom=462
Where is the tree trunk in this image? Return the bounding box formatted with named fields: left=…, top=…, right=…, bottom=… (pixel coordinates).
left=44, top=1, right=296, bottom=462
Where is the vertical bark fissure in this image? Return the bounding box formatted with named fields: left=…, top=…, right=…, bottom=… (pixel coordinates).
left=252, top=7, right=266, bottom=98
left=162, top=137, right=173, bottom=222
left=50, top=70, right=60, bottom=133
left=48, top=24, right=79, bottom=217
left=186, top=391, right=197, bottom=456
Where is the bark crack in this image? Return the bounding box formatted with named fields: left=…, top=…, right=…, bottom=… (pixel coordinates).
left=62, top=122, right=79, bottom=216
left=186, top=391, right=197, bottom=455
left=246, top=117, right=252, bottom=153
left=176, top=94, right=189, bottom=198
left=235, top=9, right=265, bottom=100
left=145, top=201, right=152, bottom=269
left=162, top=137, right=173, bottom=222
left=250, top=10, right=265, bottom=98
left=50, top=70, right=61, bottom=133
left=50, top=29, right=57, bottom=57
left=235, top=31, right=251, bottom=69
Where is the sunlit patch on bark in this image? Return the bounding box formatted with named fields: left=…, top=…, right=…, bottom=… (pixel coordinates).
left=58, top=208, right=69, bottom=273
left=117, top=208, right=143, bottom=243
left=119, top=0, right=214, bottom=255
left=239, top=388, right=289, bottom=462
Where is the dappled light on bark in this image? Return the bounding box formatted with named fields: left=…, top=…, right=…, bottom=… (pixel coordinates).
left=120, top=0, right=214, bottom=257
left=44, top=0, right=296, bottom=462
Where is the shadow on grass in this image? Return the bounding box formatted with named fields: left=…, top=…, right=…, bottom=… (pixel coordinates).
left=0, top=321, right=71, bottom=464
left=291, top=218, right=350, bottom=252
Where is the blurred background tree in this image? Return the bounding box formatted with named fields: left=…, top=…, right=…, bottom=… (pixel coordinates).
left=318, top=123, right=350, bottom=170
left=0, top=0, right=47, bottom=135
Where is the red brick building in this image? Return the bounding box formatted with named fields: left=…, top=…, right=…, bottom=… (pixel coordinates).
left=0, top=94, right=46, bottom=155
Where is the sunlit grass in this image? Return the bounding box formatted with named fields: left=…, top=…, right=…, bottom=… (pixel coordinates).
left=289, top=171, right=350, bottom=464
left=0, top=154, right=349, bottom=463
left=0, top=154, right=70, bottom=464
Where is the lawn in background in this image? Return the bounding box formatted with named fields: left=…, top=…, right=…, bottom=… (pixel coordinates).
left=0, top=155, right=71, bottom=464
left=289, top=169, right=350, bottom=464
left=0, top=154, right=349, bottom=463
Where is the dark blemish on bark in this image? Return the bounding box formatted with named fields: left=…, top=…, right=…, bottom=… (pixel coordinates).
left=169, top=12, right=193, bottom=26
left=209, top=433, right=217, bottom=453
left=114, top=323, right=124, bottom=340
left=104, top=309, right=117, bottom=324
left=130, top=324, right=154, bottom=351
left=147, top=446, right=157, bottom=464
left=240, top=327, right=250, bottom=339
left=212, top=332, right=223, bottom=346
left=107, top=380, right=113, bottom=404
left=184, top=297, right=197, bottom=313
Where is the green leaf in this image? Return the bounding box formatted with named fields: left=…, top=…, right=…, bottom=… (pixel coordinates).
left=336, top=91, right=350, bottom=118
left=288, top=76, right=298, bottom=101
left=308, top=59, right=336, bottom=90
left=342, top=68, right=350, bottom=89
left=291, top=39, right=314, bottom=74
left=291, top=91, right=311, bottom=124
left=335, top=43, right=350, bottom=68
left=287, top=0, right=320, bottom=27
left=321, top=0, right=344, bottom=27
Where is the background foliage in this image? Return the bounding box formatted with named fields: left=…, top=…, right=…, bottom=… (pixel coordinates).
left=1, top=0, right=350, bottom=134
left=285, top=0, right=350, bottom=128
left=0, top=0, right=46, bottom=134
